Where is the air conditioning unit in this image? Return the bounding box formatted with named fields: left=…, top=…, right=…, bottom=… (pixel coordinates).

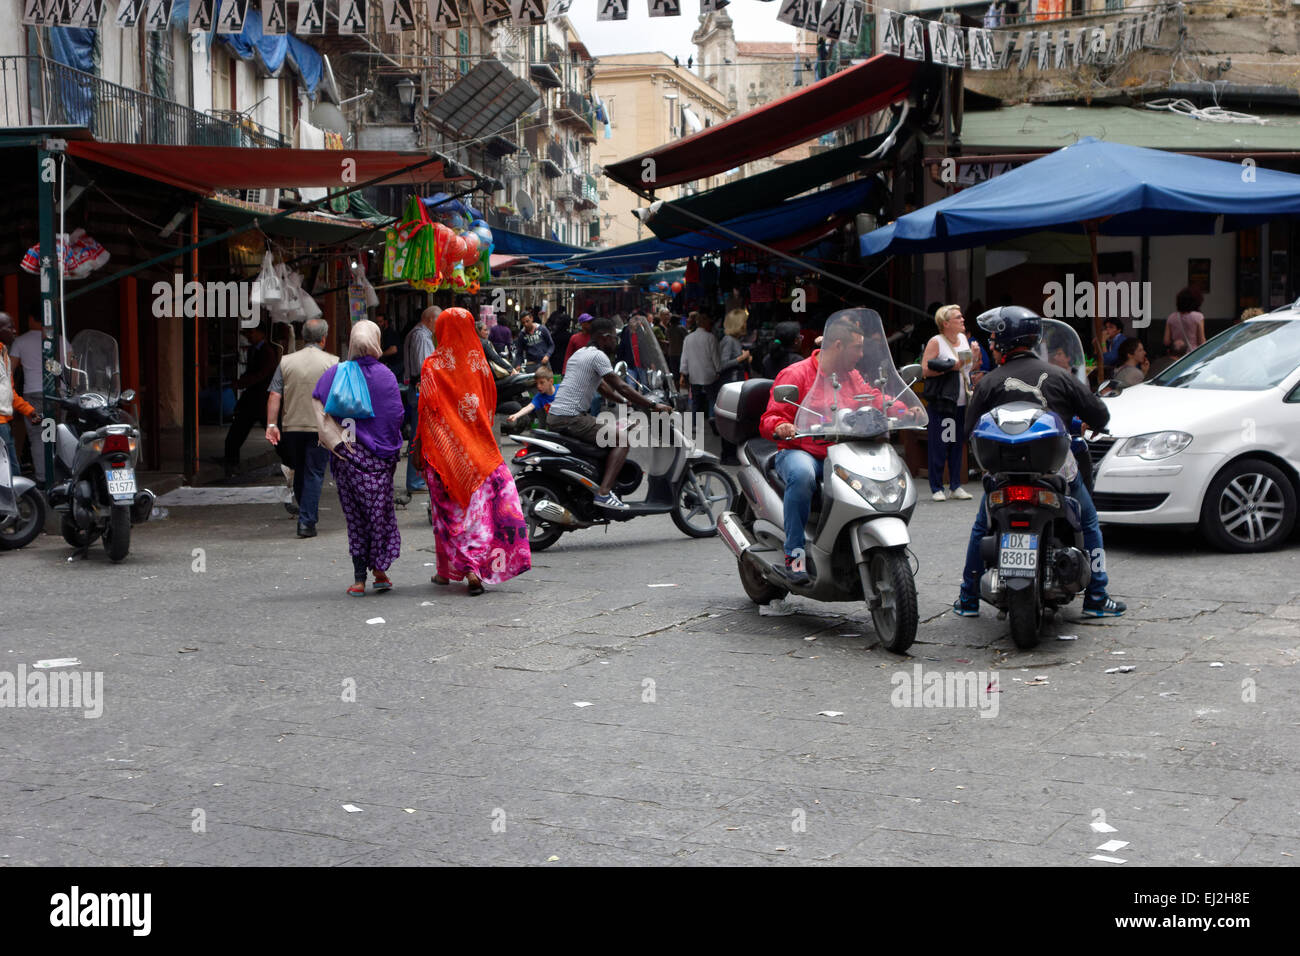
left=244, top=188, right=281, bottom=208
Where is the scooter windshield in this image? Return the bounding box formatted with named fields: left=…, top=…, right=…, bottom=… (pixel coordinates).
left=792, top=309, right=927, bottom=441
left=64, top=330, right=121, bottom=403
left=627, top=314, right=680, bottom=405
left=1035, top=318, right=1090, bottom=387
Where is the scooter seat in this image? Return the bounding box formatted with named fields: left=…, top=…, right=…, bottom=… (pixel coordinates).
left=745, top=438, right=822, bottom=510
left=531, top=429, right=609, bottom=460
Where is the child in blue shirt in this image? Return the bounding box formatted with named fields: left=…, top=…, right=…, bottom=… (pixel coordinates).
left=507, top=366, right=556, bottom=427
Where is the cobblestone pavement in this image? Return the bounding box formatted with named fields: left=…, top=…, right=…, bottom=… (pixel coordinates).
left=2, top=476, right=1297, bottom=866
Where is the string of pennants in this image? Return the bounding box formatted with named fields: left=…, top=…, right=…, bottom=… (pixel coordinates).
left=878, top=3, right=1172, bottom=70
left=21, top=0, right=1169, bottom=61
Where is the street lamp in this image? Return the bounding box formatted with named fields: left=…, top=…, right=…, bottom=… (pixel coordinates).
left=395, top=77, right=417, bottom=107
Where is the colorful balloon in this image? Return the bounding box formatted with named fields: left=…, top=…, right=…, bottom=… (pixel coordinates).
left=461, top=233, right=480, bottom=267
left=670, top=281, right=683, bottom=294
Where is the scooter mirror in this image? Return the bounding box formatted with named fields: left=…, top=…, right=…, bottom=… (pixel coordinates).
left=898, top=364, right=922, bottom=387
left=773, top=384, right=800, bottom=405
left=1096, top=379, right=1123, bottom=398
left=120, top=389, right=136, bottom=404
left=613, top=361, right=629, bottom=380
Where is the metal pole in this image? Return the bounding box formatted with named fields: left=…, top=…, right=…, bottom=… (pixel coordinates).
left=36, top=141, right=59, bottom=494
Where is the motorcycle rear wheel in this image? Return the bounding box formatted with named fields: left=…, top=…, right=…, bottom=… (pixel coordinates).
left=514, top=475, right=566, bottom=552
left=1007, top=586, right=1043, bottom=649
left=103, top=504, right=131, bottom=563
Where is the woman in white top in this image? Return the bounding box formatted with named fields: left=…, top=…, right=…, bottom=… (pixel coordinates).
left=921, top=304, right=981, bottom=501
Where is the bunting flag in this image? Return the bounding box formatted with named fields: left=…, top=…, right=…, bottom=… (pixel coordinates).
left=699, top=0, right=729, bottom=11
left=114, top=0, right=141, bottom=27
left=510, top=0, right=548, bottom=25
left=880, top=10, right=902, bottom=55
left=189, top=0, right=214, bottom=30
left=47, top=0, right=72, bottom=24
left=775, top=0, right=818, bottom=31
left=903, top=15, right=925, bottom=61
left=261, top=0, right=286, bottom=34
left=1087, top=25, right=1108, bottom=64
left=995, top=31, right=1016, bottom=70
left=478, top=0, right=512, bottom=24
left=1036, top=29, right=1051, bottom=70
left=945, top=24, right=963, bottom=67
left=1054, top=29, right=1069, bottom=70
left=545, top=0, right=569, bottom=16
left=926, top=21, right=945, bottom=65
left=596, top=0, right=627, bottom=21
left=648, top=0, right=681, bottom=16
left=21, top=0, right=47, bottom=25
left=816, top=0, right=844, bottom=39
left=68, top=0, right=102, bottom=26
left=143, top=0, right=172, bottom=29
left=295, top=0, right=324, bottom=32
left=383, top=0, right=416, bottom=29
left=1071, top=27, right=1085, bottom=66
left=839, top=0, right=863, bottom=45
left=215, top=0, right=248, bottom=33
left=428, top=0, right=461, bottom=27
left=968, top=28, right=994, bottom=70
left=338, top=0, right=367, bottom=32
left=1017, top=31, right=1034, bottom=70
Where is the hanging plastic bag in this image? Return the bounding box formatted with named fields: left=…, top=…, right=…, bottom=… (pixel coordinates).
left=256, top=252, right=283, bottom=304
left=324, top=360, right=374, bottom=420
left=300, top=291, right=323, bottom=321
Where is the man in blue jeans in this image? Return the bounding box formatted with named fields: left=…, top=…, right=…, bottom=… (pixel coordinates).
left=758, top=316, right=910, bottom=586
left=954, top=306, right=1126, bottom=618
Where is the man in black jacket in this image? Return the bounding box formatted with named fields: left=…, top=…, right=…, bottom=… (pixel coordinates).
left=954, top=306, right=1126, bottom=619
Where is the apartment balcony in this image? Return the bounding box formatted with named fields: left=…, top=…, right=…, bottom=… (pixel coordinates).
left=529, top=44, right=563, bottom=90
left=554, top=90, right=596, bottom=139
left=0, top=55, right=285, bottom=148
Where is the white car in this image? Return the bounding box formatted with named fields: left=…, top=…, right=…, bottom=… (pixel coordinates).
left=1091, top=309, right=1300, bottom=552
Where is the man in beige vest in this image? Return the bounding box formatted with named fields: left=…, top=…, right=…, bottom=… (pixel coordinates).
left=266, top=316, right=338, bottom=538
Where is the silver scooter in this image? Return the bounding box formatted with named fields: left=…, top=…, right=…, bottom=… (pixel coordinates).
left=714, top=308, right=927, bottom=653
left=0, top=439, right=46, bottom=550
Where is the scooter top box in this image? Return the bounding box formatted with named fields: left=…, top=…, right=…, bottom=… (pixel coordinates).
left=715, top=378, right=774, bottom=446
left=971, top=404, right=1070, bottom=475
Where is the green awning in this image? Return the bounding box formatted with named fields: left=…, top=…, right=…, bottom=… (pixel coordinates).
left=202, top=195, right=393, bottom=244
left=958, top=104, right=1300, bottom=152
left=646, top=117, right=911, bottom=240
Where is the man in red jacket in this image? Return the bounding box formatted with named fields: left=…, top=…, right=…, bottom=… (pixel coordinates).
left=759, top=315, right=910, bottom=585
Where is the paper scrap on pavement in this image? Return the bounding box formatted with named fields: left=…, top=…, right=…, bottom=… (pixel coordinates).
left=403, top=808, right=416, bottom=814
left=546, top=855, right=560, bottom=862
left=759, top=599, right=796, bottom=617
left=366, top=617, right=385, bottom=625
left=1111, top=650, right=1127, bottom=655
left=1210, top=661, right=1224, bottom=667
left=804, top=636, right=818, bottom=642
left=342, top=804, right=363, bottom=813
left=573, top=701, right=593, bottom=708
left=1090, top=854, right=1127, bottom=864
left=1024, top=679, right=1049, bottom=686
left=420, top=601, right=437, bottom=607
left=1091, top=820, right=1119, bottom=834
left=647, top=583, right=678, bottom=588
left=1097, top=839, right=1130, bottom=852
left=34, top=659, right=81, bottom=669
left=1104, top=666, right=1137, bottom=674
left=1058, top=635, right=1078, bottom=641
left=817, top=711, right=844, bottom=717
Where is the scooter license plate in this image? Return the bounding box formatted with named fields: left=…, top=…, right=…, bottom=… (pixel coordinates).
left=999, top=533, right=1038, bottom=578
left=107, top=468, right=137, bottom=500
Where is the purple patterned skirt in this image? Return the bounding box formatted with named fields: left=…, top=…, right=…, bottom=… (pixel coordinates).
left=425, top=462, right=531, bottom=585
left=331, top=444, right=401, bottom=572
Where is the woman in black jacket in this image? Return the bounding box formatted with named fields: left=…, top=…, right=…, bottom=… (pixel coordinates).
left=763, top=320, right=804, bottom=380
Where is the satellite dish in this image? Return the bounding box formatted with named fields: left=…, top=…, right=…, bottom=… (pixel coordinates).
left=517, top=189, right=536, bottom=222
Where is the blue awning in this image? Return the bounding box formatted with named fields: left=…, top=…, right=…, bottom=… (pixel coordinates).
left=861, top=136, right=1300, bottom=257
left=491, top=229, right=588, bottom=260
left=168, top=1, right=324, bottom=97
left=560, top=178, right=875, bottom=279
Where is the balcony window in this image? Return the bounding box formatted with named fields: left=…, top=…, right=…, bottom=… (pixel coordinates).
left=212, top=48, right=234, bottom=113
left=459, top=30, right=470, bottom=76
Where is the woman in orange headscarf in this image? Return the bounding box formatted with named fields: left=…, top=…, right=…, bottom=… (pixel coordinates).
left=417, top=307, right=531, bottom=596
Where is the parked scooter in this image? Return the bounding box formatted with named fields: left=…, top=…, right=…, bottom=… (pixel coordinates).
left=0, top=440, right=47, bottom=550
left=47, top=330, right=154, bottom=561
left=713, top=308, right=928, bottom=653
left=510, top=319, right=737, bottom=550
left=969, top=403, right=1092, bottom=648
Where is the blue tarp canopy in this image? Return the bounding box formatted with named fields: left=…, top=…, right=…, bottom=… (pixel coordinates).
left=164, top=2, right=324, bottom=96
left=860, top=137, right=1300, bottom=257
left=564, top=178, right=875, bottom=280
left=491, top=229, right=587, bottom=259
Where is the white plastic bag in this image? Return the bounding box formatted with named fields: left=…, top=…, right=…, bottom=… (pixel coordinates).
left=255, top=252, right=282, bottom=304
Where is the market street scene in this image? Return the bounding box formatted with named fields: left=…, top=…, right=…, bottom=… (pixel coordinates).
left=2, top=0, right=1299, bottom=877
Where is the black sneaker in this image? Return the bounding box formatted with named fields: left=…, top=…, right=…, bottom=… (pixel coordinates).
left=952, top=594, right=980, bottom=617
left=594, top=492, right=630, bottom=511
left=284, top=501, right=300, bottom=517
left=780, top=555, right=811, bottom=587
left=296, top=523, right=317, bottom=539
left=1082, top=594, right=1127, bottom=617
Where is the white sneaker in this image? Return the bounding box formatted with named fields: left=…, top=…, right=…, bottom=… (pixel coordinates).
left=949, top=486, right=973, bottom=500
left=932, top=490, right=947, bottom=502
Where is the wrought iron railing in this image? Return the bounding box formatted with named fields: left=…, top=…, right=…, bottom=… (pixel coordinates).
left=0, top=55, right=285, bottom=148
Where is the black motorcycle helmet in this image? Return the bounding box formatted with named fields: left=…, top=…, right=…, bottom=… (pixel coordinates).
left=977, top=305, right=1043, bottom=356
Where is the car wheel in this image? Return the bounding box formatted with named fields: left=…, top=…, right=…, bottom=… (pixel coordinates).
left=1200, top=458, right=1297, bottom=553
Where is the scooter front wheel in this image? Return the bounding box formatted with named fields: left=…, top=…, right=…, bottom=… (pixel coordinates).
left=514, top=475, right=566, bottom=552
left=671, top=464, right=738, bottom=538
left=0, top=487, right=46, bottom=550
left=863, top=547, right=917, bottom=654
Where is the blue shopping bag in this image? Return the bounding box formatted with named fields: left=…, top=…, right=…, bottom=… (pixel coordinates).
left=324, top=361, right=374, bottom=420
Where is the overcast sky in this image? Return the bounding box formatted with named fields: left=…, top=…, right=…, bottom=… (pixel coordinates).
left=566, top=2, right=799, bottom=60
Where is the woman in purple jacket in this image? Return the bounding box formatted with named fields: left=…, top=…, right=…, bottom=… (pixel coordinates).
left=312, top=320, right=406, bottom=596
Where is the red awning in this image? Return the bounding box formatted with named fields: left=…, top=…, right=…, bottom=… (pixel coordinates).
left=65, top=142, right=468, bottom=194
left=602, top=54, right=924, bottom=191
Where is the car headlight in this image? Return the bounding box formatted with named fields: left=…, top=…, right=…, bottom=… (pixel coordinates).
left=833, top=464, right=907, bottom=510
left=1116, top=431, right=1193, bottom=460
